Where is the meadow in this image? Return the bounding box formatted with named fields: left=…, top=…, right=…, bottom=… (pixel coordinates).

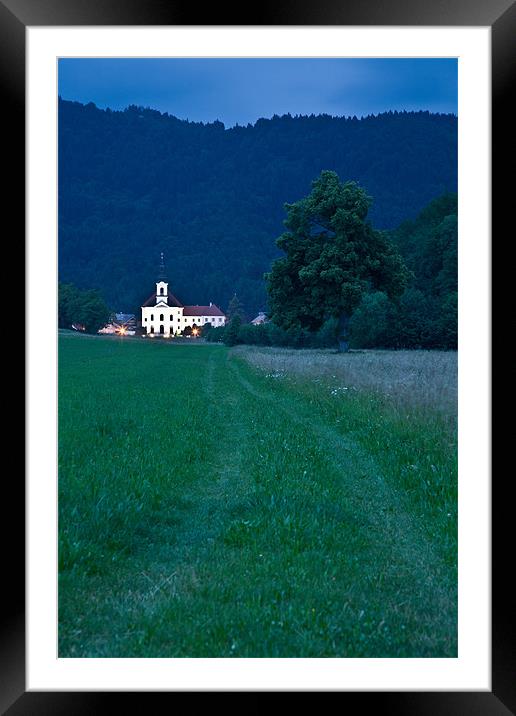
left=58, top=334, right=457, bottom=657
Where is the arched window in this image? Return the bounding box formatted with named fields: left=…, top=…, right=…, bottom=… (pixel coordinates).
left=151, top=314, right=154, bottom=321
left=159, top=287, right=164, bottom=295
left=160, top=314, right=164, bottom=321
left=150, top=325, right=154, bottom=333
left=159, top=325, right=164, bottom=334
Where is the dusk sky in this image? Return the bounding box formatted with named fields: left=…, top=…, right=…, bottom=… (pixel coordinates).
left=58, top=58, right=457, bottom=128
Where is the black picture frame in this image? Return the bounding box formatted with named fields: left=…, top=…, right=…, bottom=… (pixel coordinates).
left=3, top=0, right=508, bottom=711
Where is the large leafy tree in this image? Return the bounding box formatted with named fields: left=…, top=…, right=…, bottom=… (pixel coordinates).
left=266, top=171, right=409, bottom=348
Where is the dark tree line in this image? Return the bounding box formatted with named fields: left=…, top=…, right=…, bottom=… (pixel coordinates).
left=374, top=192, right=458, bottom=349
left=59, top=98, right=457, bottom=317
left=58, top=282, right=110, bottom=334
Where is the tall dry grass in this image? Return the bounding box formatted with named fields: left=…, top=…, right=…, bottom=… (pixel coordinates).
left=232, top=346, right=457, bottom=420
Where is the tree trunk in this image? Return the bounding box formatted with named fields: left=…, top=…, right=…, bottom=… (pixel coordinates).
left=337, top=313, right=350, bottom=352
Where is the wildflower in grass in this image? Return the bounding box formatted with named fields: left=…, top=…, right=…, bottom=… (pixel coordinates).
left=330, top=386, right=349, bottom=395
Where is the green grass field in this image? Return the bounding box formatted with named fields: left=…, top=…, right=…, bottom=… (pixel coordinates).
left=58, top=334, right=457, bottom=657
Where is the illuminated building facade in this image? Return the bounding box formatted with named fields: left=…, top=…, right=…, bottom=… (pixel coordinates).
left=141, top=254, right=226, bottom=337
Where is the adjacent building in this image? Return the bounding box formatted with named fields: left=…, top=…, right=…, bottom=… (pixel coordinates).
left=98, top=313, right=137, bottom=335
left=251, top=311, right=268, bottom=325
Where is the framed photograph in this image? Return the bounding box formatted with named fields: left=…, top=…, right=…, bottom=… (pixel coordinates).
left=3, top=0, right=508, bottom=710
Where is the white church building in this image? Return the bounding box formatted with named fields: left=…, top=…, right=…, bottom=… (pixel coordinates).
left=141, top=254, right=226, bottom=337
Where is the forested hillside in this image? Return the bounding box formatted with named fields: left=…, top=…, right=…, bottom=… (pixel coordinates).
left=346, top=193, right=458, bottom=349
left=58, top=98, right=457, bottom=315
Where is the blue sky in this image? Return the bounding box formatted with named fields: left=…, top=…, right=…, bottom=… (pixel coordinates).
left=58, top=58, right=457, bottom=128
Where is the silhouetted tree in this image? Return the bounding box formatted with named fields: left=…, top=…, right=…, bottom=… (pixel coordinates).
left=226, top=294, right=245, bottom=322
left=223, top=314, right=242, bottom=346
left=266, top=171, right=409, bottom=350
left=58, top=282, right=110, bottom=334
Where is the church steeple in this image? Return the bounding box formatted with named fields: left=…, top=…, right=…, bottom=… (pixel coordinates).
left=155, top=252, right=169, bottom=304
left=157, top=251, right=167, bottom=281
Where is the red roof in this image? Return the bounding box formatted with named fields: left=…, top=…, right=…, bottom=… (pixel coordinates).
left=183, top=305, right=225, bottom=317
left=141, top=292, right=183, bottom=308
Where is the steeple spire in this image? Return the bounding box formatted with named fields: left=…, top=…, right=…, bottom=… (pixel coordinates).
left=158, top=252, right=167, bottom=281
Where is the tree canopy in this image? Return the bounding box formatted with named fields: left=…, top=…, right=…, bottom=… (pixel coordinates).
left=58, top=282, right=110, bottom=334
left=208, top=191, right=457, bottom=351
left=223, top=314, right=242, bottom=346
left=265, top=171, right=409, bottom=338
left=226, top=293, right=246, bottom=322
left=346, top=192, right=458, bottom=349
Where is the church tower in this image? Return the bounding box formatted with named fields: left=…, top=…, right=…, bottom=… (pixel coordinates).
left=155, top=252, right=168, bottom=305
left=141, top=251, right=226, bottom=337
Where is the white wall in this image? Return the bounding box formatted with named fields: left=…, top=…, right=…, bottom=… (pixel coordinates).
left=141, top=305, right=226, bottom=335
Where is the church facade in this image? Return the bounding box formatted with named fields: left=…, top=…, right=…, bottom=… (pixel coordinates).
left=141, top=254, right=226, bottom=337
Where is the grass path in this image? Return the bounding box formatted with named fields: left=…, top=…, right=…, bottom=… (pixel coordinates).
left=229, top=356, right=454, bottom=616
left=58, top=336, right=457, bottom=657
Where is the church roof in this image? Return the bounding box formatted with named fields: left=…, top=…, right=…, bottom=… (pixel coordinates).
left=141, top=292, right=183, bottom=308
left=183, top=305, right=225, bottom=317
left=115, top=313, right=136, bottom=323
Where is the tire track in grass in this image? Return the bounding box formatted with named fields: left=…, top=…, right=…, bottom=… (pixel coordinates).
left=145, top=346, right=251, bottom=545
left=179, top=345, right=253, bottom=509
left=108, top=347, right=261, bottom=655
left=64, top=345, right=257, bottom=657
left=227, top=353, right=457, bottom=655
